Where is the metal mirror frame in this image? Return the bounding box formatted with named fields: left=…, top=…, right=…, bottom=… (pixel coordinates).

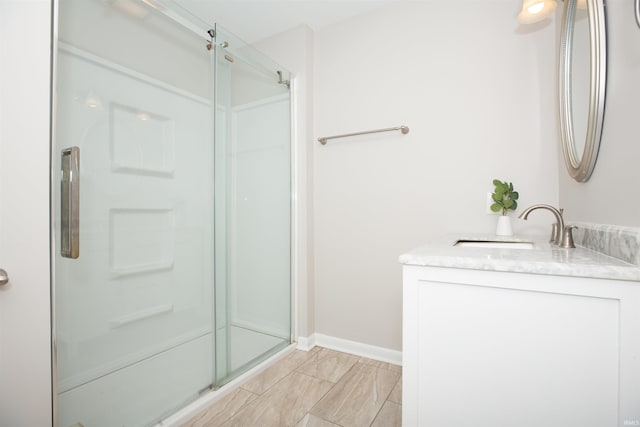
left=558, top=0, right=607, bottom=182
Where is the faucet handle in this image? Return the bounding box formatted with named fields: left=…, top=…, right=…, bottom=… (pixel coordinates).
left=550, top=222, right=559, bottom=244
left=561, top=225, right=578, bottom=249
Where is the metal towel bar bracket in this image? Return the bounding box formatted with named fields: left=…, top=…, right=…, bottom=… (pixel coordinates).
left=318, top=125, right=409, bottom=145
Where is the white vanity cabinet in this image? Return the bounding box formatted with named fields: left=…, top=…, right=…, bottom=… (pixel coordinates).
left=402, top=265, right=640, bottom=427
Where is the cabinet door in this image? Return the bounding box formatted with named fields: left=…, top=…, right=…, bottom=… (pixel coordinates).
left=404, top=268, right=621, bottom=427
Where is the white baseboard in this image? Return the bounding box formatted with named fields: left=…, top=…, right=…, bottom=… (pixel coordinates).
left=296, top=334, right=317, bottom=352
left=297, top=333, right=402, bottom=366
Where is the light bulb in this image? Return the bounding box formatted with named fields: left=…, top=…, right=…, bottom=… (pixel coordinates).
left=517, top=0, right=558, bottom=24
left=528, top=2, right=545, bottom=14
left=84, top=90, right=101, bottom=109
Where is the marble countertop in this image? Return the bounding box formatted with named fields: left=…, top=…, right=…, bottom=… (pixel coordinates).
left=399, top=234, right=640, bottom=282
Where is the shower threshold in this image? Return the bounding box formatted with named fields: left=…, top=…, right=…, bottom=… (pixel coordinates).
left=154, top=343, right=298, bottom=427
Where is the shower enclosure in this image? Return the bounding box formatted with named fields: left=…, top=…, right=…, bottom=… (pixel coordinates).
left=51, top=1, right=292, bottom=426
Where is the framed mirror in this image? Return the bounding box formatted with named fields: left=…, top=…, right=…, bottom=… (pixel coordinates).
left=558, top=0, right=607, bottom=182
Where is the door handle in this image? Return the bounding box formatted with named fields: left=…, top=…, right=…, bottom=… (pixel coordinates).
left=0, top=268, right=8, bottom=286
left=61, top=147, right=80, bottom=259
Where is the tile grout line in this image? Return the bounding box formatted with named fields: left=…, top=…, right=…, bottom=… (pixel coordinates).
left=304, top=351, right=402, bottom=427
left=239, top=350, right=314, bottom=396
left=313, top=359, right=379, bottom=425
left=369, top=398, right=402, bottom=427
left=308, top=357, right=362, bottom=416
left=294, top=353, right=359, bottom=385
left=237, top=349, right=347, bottom=427
left=225, top=389, right=262, bottom=427
left=227, top=356, right=312, bottom=425
left=293, top=370, right=344, bottom=426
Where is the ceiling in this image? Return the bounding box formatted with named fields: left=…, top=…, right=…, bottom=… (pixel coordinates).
left=174, top=0, right=403, bottom=43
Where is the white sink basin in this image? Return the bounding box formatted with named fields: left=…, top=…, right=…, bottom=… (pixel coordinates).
left=454, top=239, right=535, bottom=249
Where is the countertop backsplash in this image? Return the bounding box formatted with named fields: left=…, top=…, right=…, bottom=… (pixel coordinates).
left=571, top=222, right=640, bottom=267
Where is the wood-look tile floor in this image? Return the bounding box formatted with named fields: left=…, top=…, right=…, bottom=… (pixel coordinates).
left=182, top=347, right=402, bottom=427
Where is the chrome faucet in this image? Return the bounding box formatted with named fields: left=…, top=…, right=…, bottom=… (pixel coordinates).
left=518, top=204, right=575, bottom=248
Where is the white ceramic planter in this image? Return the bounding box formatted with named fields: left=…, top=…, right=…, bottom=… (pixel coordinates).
left=496, top=215, right=513, bottom=236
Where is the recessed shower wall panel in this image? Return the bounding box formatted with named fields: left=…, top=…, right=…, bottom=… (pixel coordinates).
left=109, top=104, right=176, bottom=177
left=109, top=208, right=175, bottom=278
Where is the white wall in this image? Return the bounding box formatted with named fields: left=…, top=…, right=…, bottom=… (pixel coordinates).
left=0, top=1, right=53, bottom=425
left=313, top=2, right=559, bottom=351
left=559, top=0, right=640, bottom=226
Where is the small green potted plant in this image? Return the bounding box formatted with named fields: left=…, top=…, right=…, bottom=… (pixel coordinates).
left=491, top=179, right=519, bottom=236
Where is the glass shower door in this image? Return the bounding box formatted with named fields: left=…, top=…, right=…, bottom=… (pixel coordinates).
left=214, top=25, right=292, bottom=385
left=53, top=1, right=215, bottom=425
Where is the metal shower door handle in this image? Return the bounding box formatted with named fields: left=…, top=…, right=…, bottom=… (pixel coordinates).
left=0, top=268, right=9, bottom=286
left=61, top=147, right=80, bottom=259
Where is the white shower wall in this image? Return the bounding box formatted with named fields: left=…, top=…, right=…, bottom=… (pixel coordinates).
left=227, top=94, right=291, bottom=338
left=58, top=0, right=211, bottom=98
